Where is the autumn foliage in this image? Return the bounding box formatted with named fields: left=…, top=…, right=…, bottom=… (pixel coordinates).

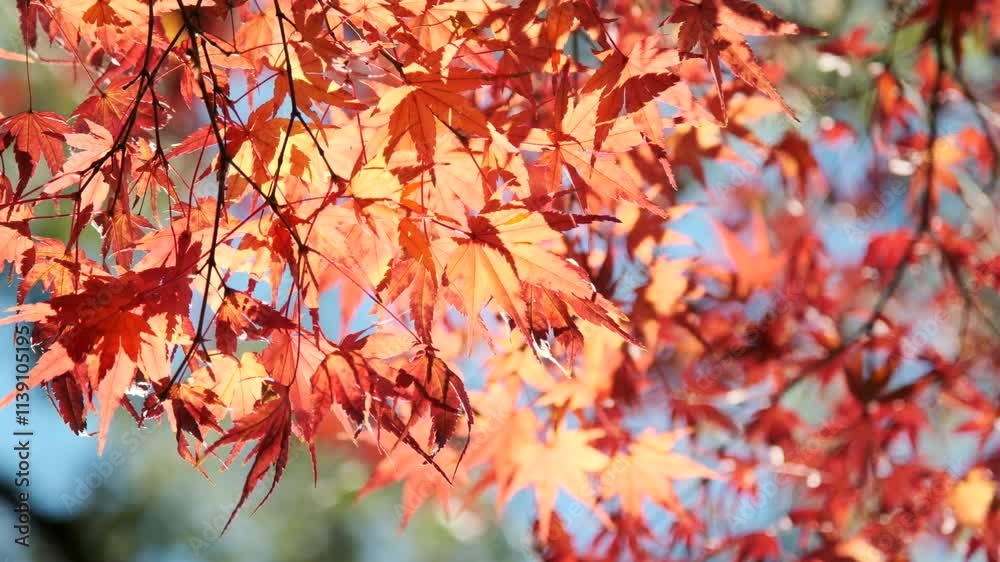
left=2, top=0, right=1000, bottom=560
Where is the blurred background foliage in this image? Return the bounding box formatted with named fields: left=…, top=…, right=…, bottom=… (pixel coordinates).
left=1, top=0, right=997, bottom=561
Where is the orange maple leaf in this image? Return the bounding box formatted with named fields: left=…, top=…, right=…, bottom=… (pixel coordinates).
left=0, top=111, right=72, bottom=194
left=505, top=426, right=610, bottom=542
left=667, top=0, right=824, bottom=121
left=599, top=429, right=718, bottom=520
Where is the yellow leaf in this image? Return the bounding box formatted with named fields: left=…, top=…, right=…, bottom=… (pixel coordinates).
left=949, top=468, right=997, bottom=529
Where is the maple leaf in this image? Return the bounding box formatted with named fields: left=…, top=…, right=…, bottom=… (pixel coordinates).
left=49, top=373, right=89, bottom=435
left=949, top=468, right=997, bottom=529
left=311, top=348, right=376, bottom=436
left=53, top=119, right=114, bottom=178
left=0, top=111, right=72, bottom=194
left=16, top=0, right=43, bottom=48
left=73, top=78, right=155, bottom=136
left=258, top=329, right=330, bottom=451
left=204, top=389, right=293, bottom=533
left=819, top=25, right=883, bottom=59
left=711, top=211, right=785, bottom=298
left=82, top=0, right=129, bottom=27
left=560, top=144, right=670, bottom=219
left=642, top=257, right=692, bottom=317
left=356, top=420, right=467, bottom=528
left=376, top=65, right=490, bottom=165
left=312, top=345, right=454, bottom=480
left=443, top=205, right=634, bottom=347
left=1, top=237, right=198, bottom=451
left=165, top=381, right=224, bottom=469
left=379, top=255, right=438, bottom=340
left=443, top=226, right=525, bottom=335
left=396, top=350, right=473, bottom=458
left=459, top=380, right=529, bottom=478
left=733, top=532, right=782, bottom=562
left=377, top=219, right=438, bottom=342
left=910, top=130, right=984, bottom=208
left=0, top=329, right=136, bottom=455
left=227, top=111, right=295, bottom=188
left=41, top=118, right=117, bottom=228
left=16, top=238, right=84, bottom=301
left=583, top=36, right=683, bottom=150
left=190, top=353, right=267, bottom=421
left=214, top=290, right=295, bottom=356
left=165, top=124, right=215, bottom=160
left=599, top=429, right=718, bottom=520
left=521, top=92, right=674, bottom=217
left=862, top=229, right=915, bottom=280
left=667, top=0, right=823, bottom=121
left=505, top=426, right=610, bottom=542
left=534, top=510, right=582, bottom=562
left=3, top=275, right=154, bottom=452
left=95, top=351, right=138, bottom=450
left=0, top=220, right=35, bottom=278
left=765, top=131, right=824, bottom=197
